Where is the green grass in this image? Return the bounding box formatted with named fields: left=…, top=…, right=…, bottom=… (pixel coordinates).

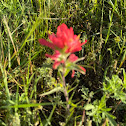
left=0, top=0, right=126, bottom=125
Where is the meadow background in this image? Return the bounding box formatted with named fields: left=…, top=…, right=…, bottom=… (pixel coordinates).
left=0, top=0, right=126, bottom=125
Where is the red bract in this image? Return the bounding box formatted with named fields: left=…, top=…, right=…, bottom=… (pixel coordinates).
left=45, top=50, right=64, bottom=69
left=78, top=66, right=86, bottom=74
left=71, top=70, right=75, bottom=78
left=71, top=66, right=86, bottom=78
left=45, top=50, right=60, bottom=61
left=68, top=54, right=86, bottom=78
left=39, top=23, right=87, bottom=53
left=68, top=54, right=78, bottom=62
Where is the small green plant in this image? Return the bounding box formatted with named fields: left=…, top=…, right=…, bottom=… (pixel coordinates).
left=103, top=69, right=126, bottom=103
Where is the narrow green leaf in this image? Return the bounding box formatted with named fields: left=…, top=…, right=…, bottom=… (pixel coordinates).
left=1, top=102, right=54, bottom=108
left=45, top=104, right=56, bottom=126
left=104, top=112, right=117, bottom=126
left=39, top=87, right=63, bottom=97
left=123, top=69, right=126, bottom=88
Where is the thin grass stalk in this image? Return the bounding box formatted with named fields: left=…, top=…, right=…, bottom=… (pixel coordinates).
left=45, top=104, right=56, bottom=126
left=30, top=75, right=39, bottom=100
left=11, top=22, right=24, bottom=35
left=1, top=102, right=53, bottom=109
left=116, top=36, right=126, bottom=74
left=120, top=0, right=123, bottom=38
left=26, top=34, right=33, bottom=103
left=124, top=0, right=126, bottom=14
left=3, top=16, right=20, bottom=66
left=15, top=85, right=19, bottom=113
left=0, top=24, right=2, bottom=61
left=105, top=0, right=117, bottom=44
left=117, top=49, right=126, bottom=74
left=0, top=58, right=13, bottom=123
left=100, top=0, right=104, bottom=46
left=99, top=0, right=104, bottom=64
left=0, top=28, right=10, bottom=100
left=30, top=0, right=33, bottom=6
left=38, top=0, right=41, bottom=13
left=8, top=38, right=11, bottom=68
left=0, top=64, right=10, bottom=100
left=38, top=113, right=44, bottom=126
left=62, top=65, right=69, bottom=115
left=11, top=12, right=44, bottom=61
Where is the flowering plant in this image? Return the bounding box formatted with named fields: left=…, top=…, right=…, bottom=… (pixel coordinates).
left=39, top=23, right=87, bottom=77
left=39, top=23, right=87, bottom=114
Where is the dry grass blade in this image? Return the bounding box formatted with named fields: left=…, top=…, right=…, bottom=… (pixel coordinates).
left=3, top=16, right=20, bottom=66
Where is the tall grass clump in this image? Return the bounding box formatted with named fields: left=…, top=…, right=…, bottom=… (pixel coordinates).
left=0, top=0, right=126, bottom=125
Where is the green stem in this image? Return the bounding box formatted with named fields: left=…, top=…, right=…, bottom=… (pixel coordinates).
left=62, top=65, right=69, bottom=114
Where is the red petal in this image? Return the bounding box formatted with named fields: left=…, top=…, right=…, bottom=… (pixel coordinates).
left=71, top=70, right=75, bottom=78
left=78, top=66, right=86, bottom=74
left=52, top=37, right=65, bottom=48
left=81, top=40, right=87, bottom=46
left=49, top=34, right=65, bottom=49
left=69, top=54, right=78, bottom=62
left=57, top=24, right=68, bottom=35
left=45, top=51, right=60, bottom=61
left=53, top=61, right=61, bottom=69
left=39, top=39, right=55, bottom=49
left=66, top=45, right=82, bottom=53
left=53, top=60, right=64, bottom=69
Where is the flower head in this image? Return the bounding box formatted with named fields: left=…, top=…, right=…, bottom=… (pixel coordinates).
left=39, top=23, right=87, bottom=53
left=39, top=23, right=87, bottom=77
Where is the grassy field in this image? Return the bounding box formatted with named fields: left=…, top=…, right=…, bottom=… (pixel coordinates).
left=0, top=0, right=126, bottom=125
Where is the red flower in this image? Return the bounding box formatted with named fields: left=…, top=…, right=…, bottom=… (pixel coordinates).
left=39, top=23, right=87, bottom=53
left=39, top=23, right=87, bottom=77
